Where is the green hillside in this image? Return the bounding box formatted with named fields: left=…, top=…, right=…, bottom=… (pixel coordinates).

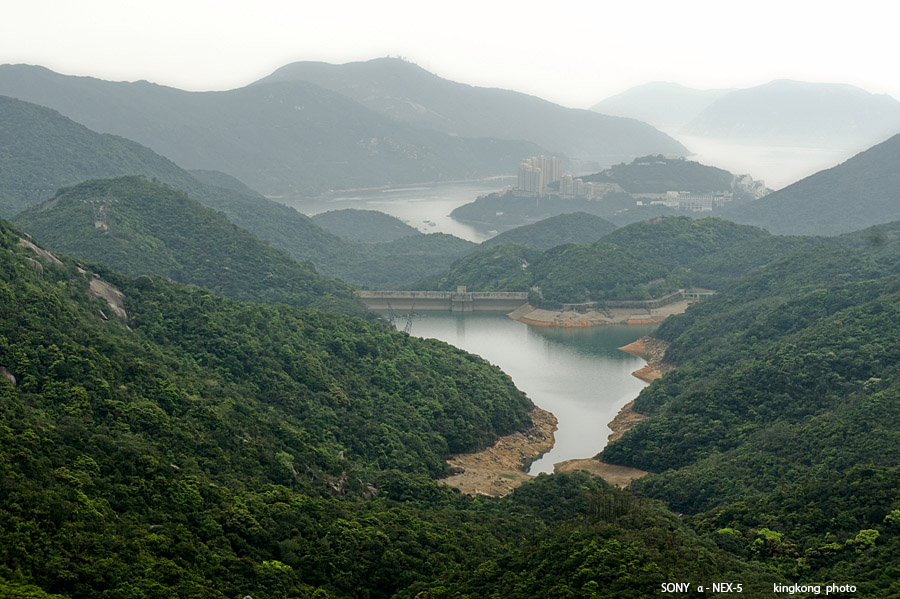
left=1, top=96, right=480, bottom=290
left=586, top=155, right=738, bottom=194
left=12, top=177, right=365, bottom=316
left=421, top=217, right=777, bottom=304
left=0, top=95, right=188, bottom=217
left=311, top=209, right=420, bottom=243
left=597, top=227, right=900, bottom=594
left=0, top=217, right=770, bottom=597
left=481, top=212, right=618, bottom=250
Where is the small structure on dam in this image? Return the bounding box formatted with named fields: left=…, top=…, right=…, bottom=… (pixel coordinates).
left=356, top=287, right=529, bottom=312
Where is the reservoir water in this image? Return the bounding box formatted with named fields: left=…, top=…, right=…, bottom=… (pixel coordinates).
left=395, top=311, right=656, bottom=474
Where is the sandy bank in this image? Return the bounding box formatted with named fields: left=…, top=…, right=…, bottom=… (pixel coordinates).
left=440, top=407, right=557, bottom=497
left=554, top=458, right=648, bottom=487
left=510, top=300, right=691, bottom=328
left=618, top=336, right=673, bottom=382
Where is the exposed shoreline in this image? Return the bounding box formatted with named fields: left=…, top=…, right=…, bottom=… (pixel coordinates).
left=618, top=336, right=674, bottom=383
left=509, top=301, right=691, bottom=328
left=439, top=407, right=557, bottom=497
left=440, top=336, right=674, bottom=496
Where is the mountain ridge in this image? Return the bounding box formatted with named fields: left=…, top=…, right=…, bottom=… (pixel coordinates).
left=251, top=57, right=689, bottom=161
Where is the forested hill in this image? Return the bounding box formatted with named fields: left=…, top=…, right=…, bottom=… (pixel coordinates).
left=0, top=94, right=195, bottom=217
left=0, top=92, right=355, bottom=269
left=584, top=155, right=738, bottom=194
left=419, top=217, right=791, bottom=304
left=0, top=217, right=770, bottom=597
left=481, top=212, right=618, bottom=250
left=723, top=133, right=900, bottom=235
left=12, top=177, right=366, bottom=316
left=311, top=209, right=420, bottom=243
left=598, top=221, right=900, bottom=594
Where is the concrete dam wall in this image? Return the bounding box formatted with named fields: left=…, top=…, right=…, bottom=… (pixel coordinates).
left=356, top=290, right=529, bottom=312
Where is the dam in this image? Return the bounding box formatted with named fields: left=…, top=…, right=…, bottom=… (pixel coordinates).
left=356, top=288, right=529, bottom=312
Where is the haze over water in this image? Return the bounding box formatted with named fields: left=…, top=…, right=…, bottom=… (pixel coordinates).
left=395, top=312, right=656, bottom=474
left=286, top=179, right=513, bottom=243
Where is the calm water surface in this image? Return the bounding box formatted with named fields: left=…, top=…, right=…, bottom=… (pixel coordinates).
left=284, top=179, right=512, bottom=243
left=394, top=311, right=656, bottom=474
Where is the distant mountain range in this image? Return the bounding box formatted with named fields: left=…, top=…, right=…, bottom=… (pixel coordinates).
left=0, top=59, right=687, bottom=196
left=592, top=79, right=900, bottom=148
left=1, top=94, right=479, bottom=288
left=590, top=82, right=732, bottom=131
left=256, top=58, right=688, bottom=163
left=723, top=133, right=900, bottom=235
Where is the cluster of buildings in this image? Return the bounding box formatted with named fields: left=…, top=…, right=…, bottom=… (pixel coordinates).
left=516, top=155, right=611, bottom=200
left=516, top=156, right=562, bottom=196
left=557, top=175, right=605, bottom=200
left=638, top=191, right=734, bottom=212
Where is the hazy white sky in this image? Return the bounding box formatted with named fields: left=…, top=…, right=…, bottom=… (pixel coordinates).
left=2, top=0, right=897, bottom=109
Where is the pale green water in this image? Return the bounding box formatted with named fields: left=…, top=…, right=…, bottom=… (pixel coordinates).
left=393, top=311, right=656, bottom=474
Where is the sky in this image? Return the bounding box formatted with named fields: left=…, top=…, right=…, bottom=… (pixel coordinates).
left=2, top=0, right=898, bottom=110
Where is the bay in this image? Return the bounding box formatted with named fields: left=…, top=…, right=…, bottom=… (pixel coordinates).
left=395, top=311, right=656, bottom=474
left=284, top=179, right=513, bottom=243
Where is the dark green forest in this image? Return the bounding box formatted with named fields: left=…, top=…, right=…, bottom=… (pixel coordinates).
left=12, top=177, right=366, bottom=317
left=597, top=225, right=900, bottom=596
left=0, top=217, right=773, bottom=598
left=421, top=217, right=799, bottom=305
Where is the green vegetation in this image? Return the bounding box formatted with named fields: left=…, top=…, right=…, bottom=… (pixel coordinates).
left=13, top=177, right=366, bottom=316
left=0, top=96, right=479, bottom=290
left=419, top=243, right=539, bottom=292
left=311, top=209, right=420, bottom=243
left=0, top=217, right=768, bottom=597
left=596, top=222, right=900, bottom=594
left=481, top=212, right=617, bottom=250
left=585, top=155, right=737, bottom=194
left=420, top=217, right=780, bottom=305
left=450, top=188, right=668, bottom=231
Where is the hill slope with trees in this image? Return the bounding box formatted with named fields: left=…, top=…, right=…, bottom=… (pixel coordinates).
left=597, top=223, right=900, bottom=594
left=0, top=216, right=772, bottom=597
left=420, top=217, right=789, bottom=304
left=13, top=176, right=367, bottom=316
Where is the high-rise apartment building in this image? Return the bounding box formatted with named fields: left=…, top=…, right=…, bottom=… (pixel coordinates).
left=516, top=155, right=561, bottom=195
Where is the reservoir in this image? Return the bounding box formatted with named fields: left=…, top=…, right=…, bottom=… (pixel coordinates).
left=396, top=311, right=656, bottom=474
